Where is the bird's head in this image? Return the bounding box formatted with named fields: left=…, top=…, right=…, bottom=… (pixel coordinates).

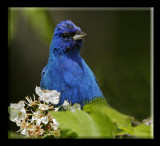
left=50, top=20, right=86, bottom=56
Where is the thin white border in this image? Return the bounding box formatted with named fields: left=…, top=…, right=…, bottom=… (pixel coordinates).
left=150, top=7, right=154, bottom=138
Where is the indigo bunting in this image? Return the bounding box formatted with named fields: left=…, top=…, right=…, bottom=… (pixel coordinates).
left=40, top=20, right=103, bottom=108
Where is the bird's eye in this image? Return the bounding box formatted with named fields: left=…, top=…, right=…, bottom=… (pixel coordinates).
left=62, top=33, right=69, bottom=38
left=62, top=33, right=68, bottom=38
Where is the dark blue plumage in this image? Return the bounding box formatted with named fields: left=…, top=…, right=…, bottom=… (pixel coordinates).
left=40, top=20, right=103, bottom=107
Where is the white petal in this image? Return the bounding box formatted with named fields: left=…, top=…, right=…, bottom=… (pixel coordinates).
left=18, top=101, right=25, bottom=109
left=53, top=125, right=59, bottom=131
left=9, top=107, right=19, bottom=122
left=52, top=118, right=58, bottom=124
left=39, top=95, right=49, bottom=103
left=41, top=116, right=49, bottom=124
left=39, top=104, right=49, bottom=110
left=36, top=119, right=41, bottom=126
left=62, top=100, right=70, bottom=110
left=10, top=103, right=19, bottom=109
left=51, top=90, right=60, bottom=97
left=21, top=129, right=29, bottom=137
left=55, top=108, right=58, bottom=112
left=63, top=100, right=69, bottom=106
left=71, top=107, right=75, bottom=112
left=48, top=97, right=60, bottom=105
left=9, top=102, right=26, bottom=122
left=35, top=86, right=43, bottom=96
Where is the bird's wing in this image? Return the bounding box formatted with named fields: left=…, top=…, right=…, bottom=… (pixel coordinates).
left=63, top=70, right=84, bottom=87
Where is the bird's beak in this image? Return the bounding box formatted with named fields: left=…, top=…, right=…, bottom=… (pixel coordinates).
left=73, top=32, right=87, bottom=41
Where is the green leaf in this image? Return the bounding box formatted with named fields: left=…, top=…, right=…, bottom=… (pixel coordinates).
left=60, top=129, right=78, bottom=139
left=84, top=101, right=153, bottom=139
left=84, top=101, right=133, bottom=135
left=116, top=124, right=153, bottom=139
left=43, top=133, right=57, bottom=139
left=132, top=124, right=153, bottom=138
left=83, top=99, right=107, bottom=112
left=89, top=104, right=117, bottom=138
left=8, top=131, right=26, bottom=139
left=50, top=108, right=116, bottom=138
left=23, top=8, right=55, bottom=44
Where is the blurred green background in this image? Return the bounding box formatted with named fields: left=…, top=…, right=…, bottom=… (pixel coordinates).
left=8, top=8, right=151, bottom=131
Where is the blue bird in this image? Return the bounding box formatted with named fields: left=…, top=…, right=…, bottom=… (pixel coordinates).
left=40, top=20, right=104, bottom=108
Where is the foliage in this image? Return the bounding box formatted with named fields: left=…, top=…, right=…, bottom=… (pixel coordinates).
left=23, top=8, right=55, bottom=43
left=8, top=97, right=153, bottom=139
left=117, top=124, right=152, bottom=139
left=8, top=131, right=25, bottom=139
left=8, top=8, right=55, bottom=47
left=50, top=100, right=153, bottom=139
left=50, top=106, right=116, bottom=138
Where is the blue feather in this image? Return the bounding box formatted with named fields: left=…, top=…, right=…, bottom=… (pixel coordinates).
left=40, top=20, right=103, bottom=107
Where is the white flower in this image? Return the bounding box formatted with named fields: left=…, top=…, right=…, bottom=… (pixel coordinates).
left=52, top=119, right=60, bottom=130
left=21, top=129, right=29, bottom=137
left=35, top=86, right=43, bottom=96
left=55, top=108, right=58, bottom=112
left=27, top=124, right=37, bottom=135
left=70, top=107, right=76, bottom=112
left=35, top=86, right=60, bottom=105
left=36, top=118, right=42, bottom=126
left=63, top=100, right=70, bottom=110
left=31, top=110, right=49, bottom=126
left=142, top=118, right=153, bottom=125
left=38, top=104, right=49, bottom=110
left=9, top=101, right=26, bottom=124
left=41, top=116, right=49, bottom=124
left=19, top=121, right=29, bottom=129
left=53, top=118, right=58, bottom=124
left=25, top=95, right=38, bottom=107
left=31, top=110, right=42, bottom=125
left=72, top=103, right=81, bottom=110
left=62, top=101, right=81, bottom=112
left=37, top=128, right=45, bottom=136
left=48, top=95, right=60, bottom=105
left=70, top=103, right=81, bottom=112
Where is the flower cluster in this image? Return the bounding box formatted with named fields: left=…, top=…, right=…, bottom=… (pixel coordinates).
left=62, top=100, right=81, bottom=112
left=142, top=118, right=153, bottom=126
left=8, top=86, right=81, bottom=138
